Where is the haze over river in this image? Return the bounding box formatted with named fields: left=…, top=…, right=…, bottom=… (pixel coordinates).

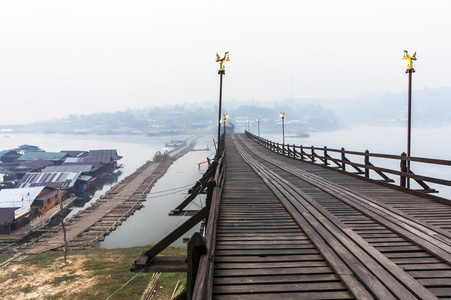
left=0, top=126, right=449, bottom=248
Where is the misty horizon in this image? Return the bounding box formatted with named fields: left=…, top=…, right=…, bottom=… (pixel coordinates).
left=1, top=1, right=450, bottom=126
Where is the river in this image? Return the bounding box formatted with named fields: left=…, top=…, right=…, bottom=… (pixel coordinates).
left=0, top=126, right=450, bottom=248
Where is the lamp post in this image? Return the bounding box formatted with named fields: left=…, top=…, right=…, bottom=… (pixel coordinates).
left=247, top=118, right=250, bottom=133
left=402, top=50, right=417, bottom=189
left=280, top=112, right=285, bottom=145
left=257, top=118, right=260, bottom=137
left=216, top=51, right=230, bottom=159
left=223, top=113, right=228, bottom=136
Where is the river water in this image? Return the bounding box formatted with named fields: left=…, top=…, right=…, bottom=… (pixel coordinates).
left=0, top=126, right=450, bottom=248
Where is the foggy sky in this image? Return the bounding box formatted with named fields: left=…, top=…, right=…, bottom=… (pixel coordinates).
left=1, top=0, right=450, bottom=125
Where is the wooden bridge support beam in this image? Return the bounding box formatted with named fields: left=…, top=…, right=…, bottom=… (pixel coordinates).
left=186, top=233, right=206, bottom=300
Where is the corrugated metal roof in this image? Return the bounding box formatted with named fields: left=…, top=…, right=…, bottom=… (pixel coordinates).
left=10, top=159, right=53, bottom=171
left=17, top=172, right=80, bottom=189
left=43, top=165, right=93, bottom=173
left=63, top=156, right=111, bottom=167
left=17, top=152, right=67, bottom=162
left=0, top=186, right=45, bottom=208
left=0, top=149, right=20, bottom=157
left=16, top=144, right=43, bottom=151
left=60, top=150, right=87, bottom=157
left=88, top=149, right=122, bottom=160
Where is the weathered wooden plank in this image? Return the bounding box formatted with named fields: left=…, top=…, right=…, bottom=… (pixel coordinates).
left=212, top=291, right=354, bottom=300
left=213, top=282, right=347, bottom=294
left=215, top=254, right=324, bottom=263
left=206, top=134, right=451, bottom=299
left=213, top=273, right=340, bottom=285
left=214, top=266, right=333, bottom=277
left=230, top=134, right=449, bottom=299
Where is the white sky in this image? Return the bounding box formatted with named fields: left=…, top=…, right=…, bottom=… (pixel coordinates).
left=1, top=0, right=450, bottom=124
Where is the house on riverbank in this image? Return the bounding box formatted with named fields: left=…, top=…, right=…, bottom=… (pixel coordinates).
left=0, top=147, right=122, bottom=191
left=0, top=186, right=66, bottom=234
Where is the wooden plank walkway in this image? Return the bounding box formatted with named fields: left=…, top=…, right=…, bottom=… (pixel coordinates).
left=211, top=133, right=451, bottom=299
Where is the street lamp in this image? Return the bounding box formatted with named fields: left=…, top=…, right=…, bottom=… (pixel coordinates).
left=216, top=51, right=230, bottom=159
left=223, top=113, right=229, bottom=136
left=280, top=112, right=285, bottom=145
left=257, top=118, right=261, bottom=137
left=247, top=118, right=250, bottom=133
left=402, top=50, right=417, bottom=189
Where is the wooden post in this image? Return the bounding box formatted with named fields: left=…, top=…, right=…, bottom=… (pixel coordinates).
left=205, top=178, right=216, bottom=225
left=324, top=146, right=328, bottom=166
left=400, top=152, right=407, bottom=188
left=341, top=147, right=346, bottom=172
left=300, top=145, right=304, bottom=160
left=311, top=146, right=315, bottom=163
left=187, top=232, right=206, bottom=300
left=364, top=150, right=370, bottom=178
left=59, top=186, right=68, bottom=264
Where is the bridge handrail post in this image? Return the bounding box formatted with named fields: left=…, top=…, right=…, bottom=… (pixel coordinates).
left=187, top=232, right=206, bottom=299
left=341, top=147, right=346, bottom=172
left=300, top=145, right=304, bottom=160
left=365, top=150, right=370, bottom=178
left=311, top=146, right=315, bottom=163
left=400, top=152, right=407, bottom=188
left=293, top=144, right=297, bottom=158
left=324, top=146, right=328, bottom=166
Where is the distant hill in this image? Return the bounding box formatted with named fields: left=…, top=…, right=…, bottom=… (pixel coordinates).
left=325, top=87, right=451, bottom=127
left=4, top=87, right=450, bottom=134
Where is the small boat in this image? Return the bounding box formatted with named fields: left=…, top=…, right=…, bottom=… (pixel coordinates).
left=165, top=143, right=179, bottom=147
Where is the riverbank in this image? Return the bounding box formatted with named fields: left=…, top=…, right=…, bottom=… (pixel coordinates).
left=1, top=136, right=200, bottom=261
left=0, top=245, right=186, bottom=300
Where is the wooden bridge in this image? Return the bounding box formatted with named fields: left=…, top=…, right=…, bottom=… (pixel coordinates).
left=132, top=132, right=451, bottom=299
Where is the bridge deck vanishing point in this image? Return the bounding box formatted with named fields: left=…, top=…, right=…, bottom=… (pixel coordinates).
left=211, top=133, right=451, bottom=299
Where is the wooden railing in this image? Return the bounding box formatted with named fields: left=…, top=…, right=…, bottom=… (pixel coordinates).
left=246, top=131, right=451, bottom=197
left=130, top=148, right=226, bottom=300
left=189, top=151, right=225, bottom=299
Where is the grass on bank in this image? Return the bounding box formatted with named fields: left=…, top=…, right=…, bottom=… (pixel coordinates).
left=1, top=245, right=187, bottom=300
